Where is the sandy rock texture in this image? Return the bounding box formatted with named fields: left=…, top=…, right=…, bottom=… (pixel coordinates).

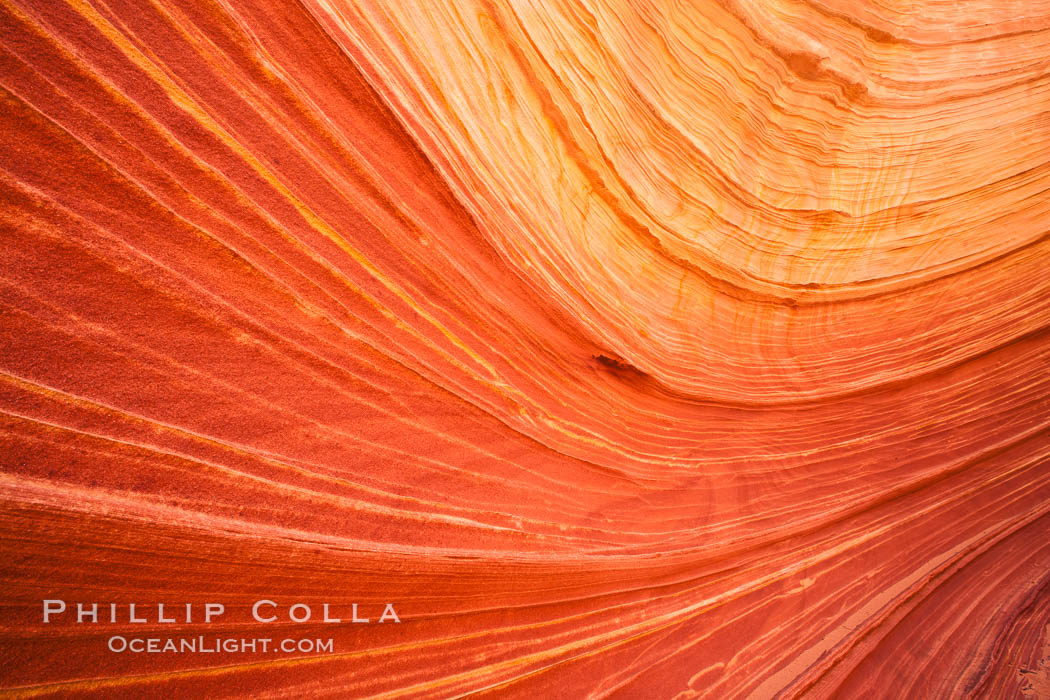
left=1, top=0, right=1049, bottom=696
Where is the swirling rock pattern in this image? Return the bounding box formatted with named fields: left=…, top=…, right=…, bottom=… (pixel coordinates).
left=1, top=0, right=1049, bottom=696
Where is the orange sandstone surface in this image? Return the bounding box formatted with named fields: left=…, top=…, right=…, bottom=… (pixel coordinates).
left=1, top=0, right=1049, bottom=697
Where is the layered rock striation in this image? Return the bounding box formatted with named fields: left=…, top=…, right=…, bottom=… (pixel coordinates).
left=1, top=0, right=1048, bottom=696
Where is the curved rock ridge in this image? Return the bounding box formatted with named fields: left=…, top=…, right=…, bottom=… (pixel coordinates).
left=0, top=0, right=1048, bottom=697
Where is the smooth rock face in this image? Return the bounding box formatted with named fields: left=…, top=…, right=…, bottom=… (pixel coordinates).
left=0, top=0, right=1048, bottom=696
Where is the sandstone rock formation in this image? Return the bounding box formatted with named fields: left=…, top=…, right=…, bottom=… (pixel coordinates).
left=1, top=0, right=1048, bottom=696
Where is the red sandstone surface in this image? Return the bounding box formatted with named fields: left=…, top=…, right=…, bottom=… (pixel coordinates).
left=1, top=0, right=1049, bottom=697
